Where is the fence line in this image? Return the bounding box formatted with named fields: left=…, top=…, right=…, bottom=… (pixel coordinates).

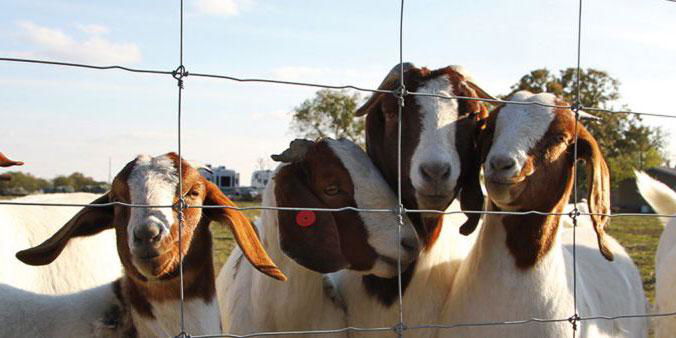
left=1, top=0, right=675, bottom=336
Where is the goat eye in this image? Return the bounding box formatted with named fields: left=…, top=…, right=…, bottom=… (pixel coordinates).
left=189, top=190, right=200, bottom=197
left=324, top=185, right=340, bottom=196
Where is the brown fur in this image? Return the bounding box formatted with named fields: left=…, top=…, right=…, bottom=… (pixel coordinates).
left=274, top=140, right=379, bottom=273
left=480, top=97, right=613, bottom=268
left=355, top=65, right=493, bottom=304
left=16, top=152, right=285, bottom=323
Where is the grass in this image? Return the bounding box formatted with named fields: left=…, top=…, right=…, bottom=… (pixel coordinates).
left=607, top=215, right=662, bottom=305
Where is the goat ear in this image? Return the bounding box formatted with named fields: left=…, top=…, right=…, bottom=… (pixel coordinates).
left=16, top=194, right=114, bottom=266
left=355, top=92, right=386, bottom=117
left=274, top=164, right=348, bottom=273
left=204, top=180, right=287, bottom=281
left=458, top=119, right=485, bottom=236
left=577, top=126, right=614, bottom=261
left=0, top=152, right=24, bottom=167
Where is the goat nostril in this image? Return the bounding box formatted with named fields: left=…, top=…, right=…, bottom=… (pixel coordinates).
left=420, top=162, right=451, bottom=182
left=491, top=157, right=516, bottom=172
left=401, top=237, right=419, bottom=252
left=134, top=224, right=162, bottom=243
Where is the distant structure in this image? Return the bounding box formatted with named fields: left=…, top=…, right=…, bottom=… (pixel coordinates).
left=613, top=166, right=676, bottom=211
left=198, top=165, right=240, bottom=192
left=251, top=170, right=273, bottom=191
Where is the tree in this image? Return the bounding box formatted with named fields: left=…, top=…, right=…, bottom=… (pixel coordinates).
left=509, top=68, right=666, bottom=188
left=290, top=89, right=365, bottom=146
left=0, top=172, right=50, bottom=194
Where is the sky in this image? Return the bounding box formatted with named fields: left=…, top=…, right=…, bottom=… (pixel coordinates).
left=1, top=0, right=676, bottom=184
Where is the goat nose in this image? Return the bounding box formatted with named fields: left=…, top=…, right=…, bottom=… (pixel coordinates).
left=133, top=223, right=162, bottom=244
left=401, top=237, right=420, bottom=253
left=490, top=156, right=516, bottom=172
left=419, top=162, right=451, bottom=182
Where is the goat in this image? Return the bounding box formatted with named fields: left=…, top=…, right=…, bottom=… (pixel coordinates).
left=0, top=152, right=23, bottom=181
left=0, top=193, right=122, bottom=294
left=635, top=170, right=676, bottom=337
left=4, top=153, right=285, bottom=337
left=438, top=91, right=647, bottom=337
left=330, top=63, right=491, bottom=336
left=216, top=138, right=421, bottom=335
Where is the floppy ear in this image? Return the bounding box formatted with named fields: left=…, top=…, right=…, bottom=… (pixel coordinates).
left=458, top=118, right=485, bottom=236
left=457, top=81, right=493, bottom=121
left=16, top=194, right=114, bottom=266
left=203, top=179, right=287, bottom=281
left=0, top=152, right=24, bottom=167
left=577, top=126, right=614, bottom=261
left=274, top=164, right=348, bottom=273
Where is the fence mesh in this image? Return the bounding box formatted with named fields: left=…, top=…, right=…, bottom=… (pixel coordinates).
left=2, top=0, right=676, bottom=337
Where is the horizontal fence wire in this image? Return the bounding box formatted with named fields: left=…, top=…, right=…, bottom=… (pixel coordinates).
left=3, top=0, right=676, bottom=336
left=2, top=57, right=676, bottom=120
left=1, top=200, right=674, bottom=218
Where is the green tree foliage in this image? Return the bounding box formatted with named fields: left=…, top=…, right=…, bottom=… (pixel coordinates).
left=290, top=89, right=365, bottom=146
left=0, top=172, right=50, bottom=194
left=509, top=68, right=665, bottom=188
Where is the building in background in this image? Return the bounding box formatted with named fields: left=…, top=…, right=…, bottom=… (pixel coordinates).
left=613, top=166, right=676, bottom=211
left=198, top=165, right=240, bottom=192
left=251, top=169, right=273, bottom=192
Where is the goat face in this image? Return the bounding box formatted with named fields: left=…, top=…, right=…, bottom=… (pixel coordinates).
left=480, top=91, right=614, bottom=260
left=272, top=138, right=421, bottom=278
left=356, top=63, right=492, bottom=235
left=16, top=152, right=286, bottom=282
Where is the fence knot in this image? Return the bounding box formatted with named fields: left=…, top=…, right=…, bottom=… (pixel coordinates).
left=393, top=85, right=407, bottom=107
left=392, top=322, right=407, bottom=335
left=568, top=207, right=581, bottom=220
left=567, top=313, right=580, bottom=331
left=570, top=102, right=582, bottom=115
left=172, top=65, right=189, bottom=88
left=175, top=332, right=190, bottom=338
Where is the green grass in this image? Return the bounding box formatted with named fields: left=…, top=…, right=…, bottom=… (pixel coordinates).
left=607, top=215, right=662, bottom=305
left=211, top=201, right=262, bottom=274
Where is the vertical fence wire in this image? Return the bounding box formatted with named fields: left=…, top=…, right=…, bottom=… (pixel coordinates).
left=570, top=0, right=585, bottom=336
left=176, top=0, right=187, bottom=335
left=395, top=0, right=406, bottom=336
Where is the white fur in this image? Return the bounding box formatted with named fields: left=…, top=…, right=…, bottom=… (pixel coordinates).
left=0, top=283, right=120, bottom=337
left=333, top=201, right=478, bottom=338
left=0, top=193, right=122, bottom=294
left=437, top=94, right=647, bottom=337
left=485, top=91, right=555, bottom=181
left=127, top=154, right=179, bottom=247
left=635, top=171, right=676, bottom=337
left=410, top=76, right=462, bottom=203
left=217, top=139, right=420, bottom=335
left=1, top=156, right=223, bottom=337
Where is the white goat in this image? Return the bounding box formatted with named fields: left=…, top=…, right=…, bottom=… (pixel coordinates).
left=0, top=193, right=122, bottom=294
left=2, top=152, right=285, bottom=337
left=635, top=170, right=676, bottom=337
left=438, top=92, right=647, bottom=337
left=217, top=138, right=421, bottom=335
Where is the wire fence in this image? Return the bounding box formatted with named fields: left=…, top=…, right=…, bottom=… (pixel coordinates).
left=2, top=0, right=676, bottom=337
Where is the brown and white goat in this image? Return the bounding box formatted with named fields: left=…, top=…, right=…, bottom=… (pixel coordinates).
left=0, top=152, right=23, bottom=181
left=331, top=64, right=492, bottom=337
left=438, top=91, right=647, bottom=337
left=217, top=138, right=421, bottom=335
left=11, top=153, right=285, bottom=337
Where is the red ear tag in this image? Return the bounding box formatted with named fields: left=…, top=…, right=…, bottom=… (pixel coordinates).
left=296, top=211, right=316, bottom=227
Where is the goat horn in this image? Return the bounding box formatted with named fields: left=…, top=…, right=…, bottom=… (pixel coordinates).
left=355, top=62, right=416, bottom=117
left=271, top=139, right=315, bottom=163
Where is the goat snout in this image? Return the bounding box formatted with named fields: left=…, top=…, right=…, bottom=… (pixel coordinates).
left=133, top=223, right=163, bottom=246
left=419, top=161, right=451, bottom=183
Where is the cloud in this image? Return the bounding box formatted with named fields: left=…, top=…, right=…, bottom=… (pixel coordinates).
left=14, top=21, right=141, bottom=65
left=76, top=24, right=110, bottom=35
left=194, top=0, right=253, bottom=17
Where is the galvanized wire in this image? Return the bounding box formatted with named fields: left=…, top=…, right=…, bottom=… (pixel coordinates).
left=1, top=0, right=676, bottom=337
